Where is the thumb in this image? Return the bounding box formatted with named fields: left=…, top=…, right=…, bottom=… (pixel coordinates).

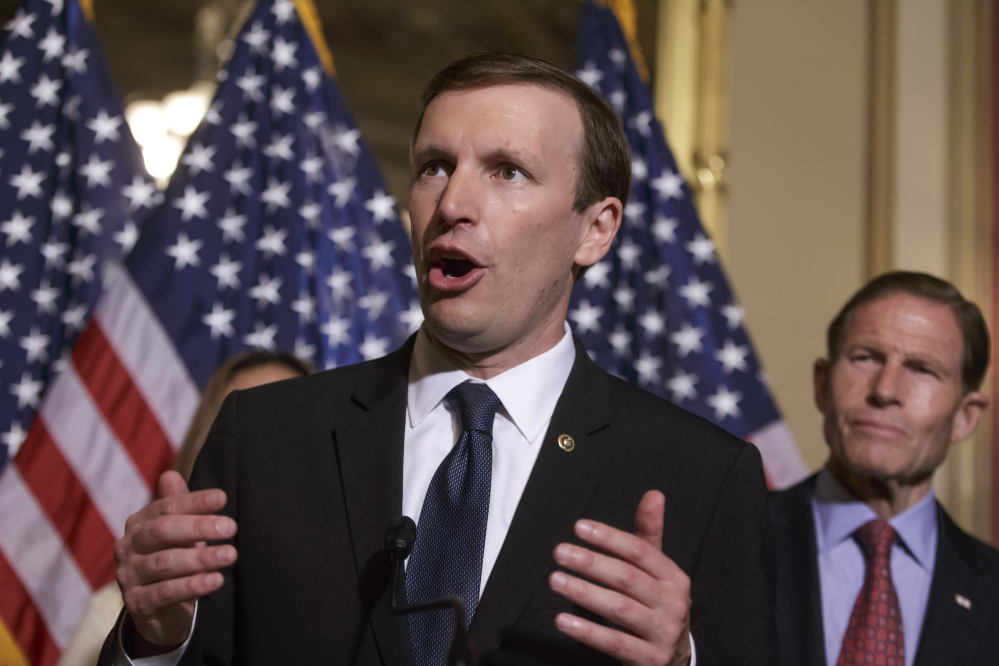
left=158, top=470, right=190, bottom=499
left=634, top=489, right=665, bottom=550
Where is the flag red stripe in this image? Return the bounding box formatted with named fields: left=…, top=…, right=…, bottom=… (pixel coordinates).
left=15, top=422, right=117, bottom=591
left=72, top=322, right=175, bottom=490
left=0, top=551, right=60, bottom=666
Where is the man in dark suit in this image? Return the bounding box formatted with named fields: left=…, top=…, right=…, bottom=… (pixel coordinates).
left=104, top=53, right=776, bottom=666
left=771, top=271, right=999, bottom=666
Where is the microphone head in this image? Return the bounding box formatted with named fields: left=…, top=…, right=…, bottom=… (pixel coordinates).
left=385, top=516, right=417, bottom=556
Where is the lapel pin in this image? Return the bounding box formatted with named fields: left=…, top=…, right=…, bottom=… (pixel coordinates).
left=557, top=434, right=575, bottom=452
left=955, top=593, right=972, bottom=611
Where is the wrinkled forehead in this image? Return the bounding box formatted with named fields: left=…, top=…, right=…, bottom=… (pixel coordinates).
left=413, top=83, right=583, bottom=159
left=843, top=293, right=964, bottom=360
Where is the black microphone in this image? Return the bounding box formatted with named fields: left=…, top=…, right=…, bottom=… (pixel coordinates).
left=384, top=516, right=475, bottom=666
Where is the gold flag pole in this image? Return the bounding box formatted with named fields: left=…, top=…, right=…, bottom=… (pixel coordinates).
left=292, top=0, right=335, bottom=77
left=79, top=0, right=94, bottom=22
left=595, top=0, right=651, bottom=82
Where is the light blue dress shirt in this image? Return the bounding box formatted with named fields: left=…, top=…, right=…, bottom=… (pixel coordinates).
left=811, top=467, right=938, bottom=666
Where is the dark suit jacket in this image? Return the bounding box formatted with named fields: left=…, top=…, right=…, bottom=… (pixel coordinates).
left=771, top=474, right=999, bottom=666
left=102, top=335, right=777, bottom=665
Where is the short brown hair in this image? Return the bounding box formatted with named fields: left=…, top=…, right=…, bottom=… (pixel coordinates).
left=826, top=271, right=990, bottom=392
left=412, top=52, right=632, bottom=213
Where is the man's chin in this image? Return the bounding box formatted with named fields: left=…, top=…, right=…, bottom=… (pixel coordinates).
left=833, top=442, right=924, bottom=487
left=422, top=310, right=494, bottom=352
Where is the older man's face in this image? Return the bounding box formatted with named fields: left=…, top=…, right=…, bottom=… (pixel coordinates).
left=408, top=83, right=597, bottom=355
left=815, top=292, right=984, bottom=486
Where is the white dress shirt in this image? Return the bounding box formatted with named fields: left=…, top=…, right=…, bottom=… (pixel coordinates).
left=812, top=467, right=938, bottom=666
left=403, top=323, right=576, bottom=593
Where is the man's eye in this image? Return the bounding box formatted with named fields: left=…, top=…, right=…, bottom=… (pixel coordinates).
left=500, top=166, right=526, bottom=181
left=422, top=163, right=445, bottom=177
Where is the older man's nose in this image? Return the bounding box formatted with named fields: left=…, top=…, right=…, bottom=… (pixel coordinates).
left=869, top=361, right=902, bottom=407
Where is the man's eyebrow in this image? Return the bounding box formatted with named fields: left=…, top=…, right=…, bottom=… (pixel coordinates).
left=410, top=144, right=547, bottom=175
left=482, top=147, right=545, bottom=173
left=411, top=144, right=452, bottom=166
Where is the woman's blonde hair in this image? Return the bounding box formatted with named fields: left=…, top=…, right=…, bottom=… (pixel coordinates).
left=173, top=351, right=314, bottom=481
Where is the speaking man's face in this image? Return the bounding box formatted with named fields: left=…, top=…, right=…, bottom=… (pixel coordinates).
left=408, top=83, right=607, bottom=356
left=814, top=292, right=985, bottom=486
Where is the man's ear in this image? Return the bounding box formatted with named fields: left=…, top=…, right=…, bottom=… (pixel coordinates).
left=573, top=196, right=623, bottom=269
left=951, top=390, right=989, bottom=443
left=814, top=358, right=830, bottom=413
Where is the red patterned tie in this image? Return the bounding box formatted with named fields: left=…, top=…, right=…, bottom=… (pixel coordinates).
left=836, top=519, right=905, bottom=666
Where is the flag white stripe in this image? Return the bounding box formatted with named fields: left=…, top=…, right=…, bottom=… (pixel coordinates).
left=40, top=364, right=151, bottom=539
left=748, top=419, right=809, bottom=490
left=0, top=466, right=92, bottom=649
left=96, top=272, right=200, bottom=451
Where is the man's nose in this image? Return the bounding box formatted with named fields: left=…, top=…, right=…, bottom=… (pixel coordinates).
left=437, top=165, right=480, bottom=228
left=869, top=360, right=902, bottom=406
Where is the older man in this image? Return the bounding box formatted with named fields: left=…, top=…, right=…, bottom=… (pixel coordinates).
left=771, top=271, right=999, bottom=665
left=103, top=53, right=775, bottom=666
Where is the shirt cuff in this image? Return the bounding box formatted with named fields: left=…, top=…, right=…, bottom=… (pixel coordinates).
left=114, top=602, right=197, bottom=666
left=688, top=631, right=697, bottom=666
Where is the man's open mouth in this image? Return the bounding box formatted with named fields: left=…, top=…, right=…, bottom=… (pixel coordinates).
left=427, top=248, right=485, bottom=291
left=430, top=248, right=481, bottom=277
left=440, top=256, right=478, bottom=279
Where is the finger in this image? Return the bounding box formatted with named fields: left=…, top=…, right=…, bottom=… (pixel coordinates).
left=158, top=471, right=189, bottom=499
left=130, top=514, right=237, bottom=554
left=552, top=542, right=660, bottom=608
left=122, top=489, right=227, bottom=544
left=125, top=572, right=226, bottom=620
left=153, top=488, right=228, bottom=518
left=553, top=612, right=662, bottom=666
left=130, top=544, right=237, bottom=587
left=549, top=571, right=661, bottom=640
left=574, top=519, right=680, bottom=581
left=634, top=490, right=665, bottom=551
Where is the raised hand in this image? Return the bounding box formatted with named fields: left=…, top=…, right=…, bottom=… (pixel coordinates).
left=548, top=490, right=692, bottom=666
left=114, top=470, right=237, bottom=649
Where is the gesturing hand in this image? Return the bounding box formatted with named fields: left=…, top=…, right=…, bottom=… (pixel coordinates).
left=548, top=490, right=692, bottom=666
left=114, top=471, right=238, bottom=649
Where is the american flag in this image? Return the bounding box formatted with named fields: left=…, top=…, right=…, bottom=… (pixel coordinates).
left=0, top=0, right=156, bottom=663
left=0, top=0, right=418, bottom=662
left=569, top=1, right=807, bottom=488
left=0, top=0, right=153, bottom=474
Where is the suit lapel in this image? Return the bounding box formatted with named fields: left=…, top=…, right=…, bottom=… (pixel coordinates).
left=469, top=337, right=615, bottom=656
left=773, top=477, right=827, bottom=666
left=333, top=339, right=415, bottom=666
left=913, top=504, right=980, bottom=666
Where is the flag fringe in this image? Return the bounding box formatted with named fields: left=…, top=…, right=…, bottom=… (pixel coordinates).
left=293, top=0, right=336, bottom=77
left=595, top=0, right=650, bottom=82
left=79, top=0, right=94, bottom=21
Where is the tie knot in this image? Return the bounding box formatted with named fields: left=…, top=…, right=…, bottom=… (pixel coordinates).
left=445, top=381, right=502, bottom=435
left=855, top=519, right=897, bottom=560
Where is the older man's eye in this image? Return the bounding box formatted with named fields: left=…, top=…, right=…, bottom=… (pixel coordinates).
left=500, top=166, right=526, bottom=181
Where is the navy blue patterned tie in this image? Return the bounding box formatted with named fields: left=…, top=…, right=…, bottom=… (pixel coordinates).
left=406, top=381, right=501, bottom=666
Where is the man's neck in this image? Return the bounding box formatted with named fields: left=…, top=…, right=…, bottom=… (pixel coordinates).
left=827, top=457, right=933, bottom=520
left=424, top=316, right=568, bottom=380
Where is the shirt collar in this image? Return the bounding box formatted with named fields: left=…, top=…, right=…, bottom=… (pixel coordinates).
left=407, top=322, right=576, bottom=443
left=812, top=466, right=938, bottom=572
